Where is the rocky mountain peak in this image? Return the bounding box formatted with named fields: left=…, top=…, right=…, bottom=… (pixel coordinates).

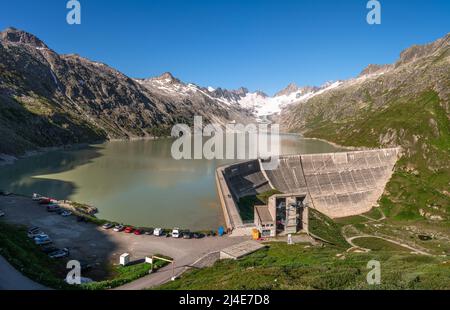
left=234, top=87, right=249, bottom=97
left=0, top=27, right=48, bottom=49
left=153, top=72, right=181, bottom=84
left=255, top=90, right=268, bottom=98
left=397, top=32, right=450, bottom=66
left=275, top=83, right=300, bottom=97
left=159, top=72, right=175, bottom=80
left=359, top=64, right=391, bottom=77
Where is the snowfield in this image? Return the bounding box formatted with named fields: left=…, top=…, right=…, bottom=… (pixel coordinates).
left=134, top=73, right=364, bottom=122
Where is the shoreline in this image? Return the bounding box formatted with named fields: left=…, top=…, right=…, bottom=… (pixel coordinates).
left=302, top=137, right=365, bottom=151
left=0, top=135, right=175, bottom=167
left=0, top=133, right=363, bottom=168
left=0, top=142, right=103, bottom=167
left=0, top=129, right=371, bottom=168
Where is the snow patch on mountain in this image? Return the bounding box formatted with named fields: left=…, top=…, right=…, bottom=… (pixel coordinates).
left=136, top=72, right=345, bottom=121
left=214, top=81, right=344, bottom=118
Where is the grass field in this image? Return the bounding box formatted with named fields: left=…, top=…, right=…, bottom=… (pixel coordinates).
left=160, top=242, right=450, bottom=290
left=308, top=209, right=349, bottom=247
left=81, top=257, right=170, bottom=290
left=159, top=202, right=450, bottom=290
left=352, top=237, right=411, bottom=252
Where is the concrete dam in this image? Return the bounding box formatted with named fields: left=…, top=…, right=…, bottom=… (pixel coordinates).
left=216, top=148, right=400, bottom=234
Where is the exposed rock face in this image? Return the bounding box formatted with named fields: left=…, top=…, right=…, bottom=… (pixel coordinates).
left=0, top=28, right=252, bottom=156
left=275, top=83, right=320, bottom=97
left=0, top=27, right=47, bottom=48
left=281, top=33, right=450, bottom=223
left=275, top=83, right=300, bottom=97
left=282, top=33, right=450, bottom=134
left=358, top=64, right=392, bottom=77
left=397, top=34, right=450, bottom=66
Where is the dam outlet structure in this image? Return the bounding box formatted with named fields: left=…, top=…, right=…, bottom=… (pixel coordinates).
left=216, top=148, right=400, bottom=237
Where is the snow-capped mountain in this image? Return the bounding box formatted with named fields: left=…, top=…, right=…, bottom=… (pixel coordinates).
left=136, top=73, right=343, bottom=121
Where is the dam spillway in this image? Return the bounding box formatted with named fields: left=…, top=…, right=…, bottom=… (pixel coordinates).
left=216, top=148, right=400, bottom=232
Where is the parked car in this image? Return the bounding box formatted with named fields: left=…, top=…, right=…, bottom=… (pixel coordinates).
left=47, top=205, right=61, bottom=212
left=171, top=228, right=181, bottom=238
left=35, top=239, right=52, bottom=246
left=144, top=228, right=154, bottom=235
left=28, top=226, right=40, bottom=232
left=61, top=210, right=72, bottom=217
left=34, top=235, right=52, bottom=245
left=102, top=223, right=114, bottom=230
left=48, top=248, right=69, bottom=259
left=193, top=233, right=205, bottom=239
left=34, top=233, right=50, bottom=240
left=113, top=224, right=125, bottom=232
left=0, top=210, right=5, bottom=217
left=39, top=198, right=52, bottom=205
left=183, top=231, right=192, bottom=239
left=134, top=229, right=143, bottom=235
left=41, top=246, right=59, bottom=254
left=28, top=230, right=45, bottom=239
left=153, top=228, right=163, bottom=236
left=124, top=227, right=134, bottom=234
left=32, top=193, right=43, bottom=201
left=27, top=226, right=41, bottom=238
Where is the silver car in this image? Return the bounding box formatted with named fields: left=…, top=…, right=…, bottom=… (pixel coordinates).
left=48, top=248, right=69, bottom=259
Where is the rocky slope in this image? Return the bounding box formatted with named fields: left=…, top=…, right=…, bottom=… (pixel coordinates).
left=0, top=27, right=252, bottom=158
left=283, top=34, right=449, bottom=134
left=136, top=74, right=337, bottom=122
left=0, top=27, right=350, bottom=160
left=282, top=33, right=450, bottom=225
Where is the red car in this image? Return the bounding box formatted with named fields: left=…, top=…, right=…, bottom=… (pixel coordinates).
left=134, top=229, right=142, bottom=235
left=39, top=198, right=52, bottom=205
left=124, top=227, right=134, bottom=233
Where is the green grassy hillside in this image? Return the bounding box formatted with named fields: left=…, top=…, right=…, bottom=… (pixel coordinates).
left=303, top=90, right=450, bottom=233
left=160, top=242, right=450, bottom=290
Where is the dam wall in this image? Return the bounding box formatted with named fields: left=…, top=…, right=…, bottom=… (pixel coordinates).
left=223, top=160, right=272, bottom=201
left=217, top=148, right=400, bottom=229
left=299, top=148, right=399, bottom=218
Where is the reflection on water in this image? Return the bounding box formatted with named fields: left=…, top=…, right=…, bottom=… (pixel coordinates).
left=0, top=136, right=342, bottom=230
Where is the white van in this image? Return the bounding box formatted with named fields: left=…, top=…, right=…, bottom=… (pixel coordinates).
left=153, top=228, right=163, bottom=236
left=171, top=228, right=181, bottom=238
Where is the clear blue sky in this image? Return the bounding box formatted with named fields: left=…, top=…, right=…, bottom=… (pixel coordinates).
left=1, top=0, right=449, bottom=95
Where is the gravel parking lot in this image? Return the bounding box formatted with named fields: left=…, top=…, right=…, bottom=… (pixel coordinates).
left=0, top=195, right=248, bottom=289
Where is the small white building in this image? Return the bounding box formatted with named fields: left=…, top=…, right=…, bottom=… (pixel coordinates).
left=120, top=253, right=130, bottom=266
left=254, top=205, right=276, bottom=237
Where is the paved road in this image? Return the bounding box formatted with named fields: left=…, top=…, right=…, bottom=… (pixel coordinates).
left=0, top=255, right=49, bottom=290
left=116, top=237, right=247, bottom=290
left=1, top=195, right=250, bottom=290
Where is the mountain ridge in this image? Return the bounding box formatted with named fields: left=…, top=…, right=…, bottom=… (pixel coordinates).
left=282, top=32, right=450, bottom=225
left=0, top=27, right=255, bottom=158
